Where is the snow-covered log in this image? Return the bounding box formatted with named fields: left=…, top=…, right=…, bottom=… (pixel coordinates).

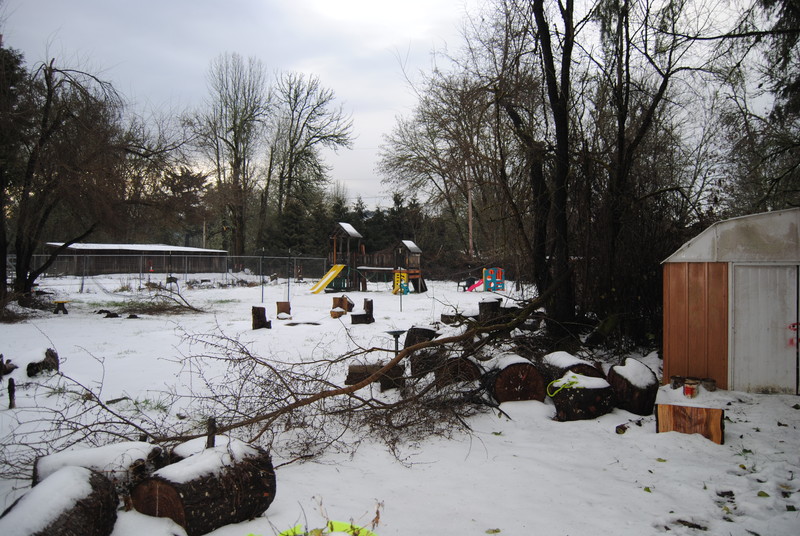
left=130, top=437, right=276, bottom=536
left=549, top=373, right=615, bottom=421
left=483, top=354, right=546, bottom=403
left=0, top=466, right=118, bottom=536
left=607, top=359, right=659, bottom=416
left=32, top=441, right=169, bottom=495
left=539, top=351, right=605, bottom=382
left=26, top=348, right=59, bottom=377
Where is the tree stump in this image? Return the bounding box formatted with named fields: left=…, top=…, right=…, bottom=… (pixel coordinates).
left=276, top=301, right=291, bottom=318
left=332, top=295, right=354, bottom=312
left=0, top=467, right=118, bottom=536
left=251, top=306, right=271, bottom=330
left=548, top=373, right=615, bottom=421
left=485, top=361, right=547, bottom=403
left=607, top=358, right=659, bottom=416
left=131, top=441, right=276, bottom=536
left=434, top=357, right=483, bottom=388
left=404, top=326, right=442, bottom=375
left=351, top=298, right=374, bottom=324
left=478, top=298, right=502, bottom=324
left=26, top=348, right=60, bottom=377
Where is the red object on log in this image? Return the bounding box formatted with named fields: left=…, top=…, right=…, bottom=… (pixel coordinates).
left=131, top=446, right=276, bottom=536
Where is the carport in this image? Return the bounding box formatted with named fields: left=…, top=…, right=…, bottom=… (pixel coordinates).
left=662, top=208, right=800, bottom=394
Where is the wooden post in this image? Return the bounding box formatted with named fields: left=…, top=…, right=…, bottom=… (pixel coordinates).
left=8, top=378, right=15, bottom=409
left=206, top=418, right=217, bottom=449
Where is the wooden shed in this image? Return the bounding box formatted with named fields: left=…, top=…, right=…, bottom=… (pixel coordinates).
left=663, top=208, right=800, bottom=394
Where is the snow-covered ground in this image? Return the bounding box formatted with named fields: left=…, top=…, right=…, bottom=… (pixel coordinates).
left=1, top=275, right=799, bottom=535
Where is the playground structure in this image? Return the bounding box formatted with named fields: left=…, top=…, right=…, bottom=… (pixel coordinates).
left=316, top=222, right=428, bottom=293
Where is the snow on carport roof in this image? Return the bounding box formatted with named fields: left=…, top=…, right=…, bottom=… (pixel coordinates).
left=46, top=242, right=227, bottom=254
left=663, top=207, right=800, bottom=263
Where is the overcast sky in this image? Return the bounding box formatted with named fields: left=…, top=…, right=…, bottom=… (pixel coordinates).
left=1, top=0, right=479, bottom=208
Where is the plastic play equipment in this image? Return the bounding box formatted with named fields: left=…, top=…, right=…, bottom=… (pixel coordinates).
left=310, top=264, right=346, bottom=294
left=483, top=267, right=505, bottom=291
left=467, top=279, right=484, bottom=292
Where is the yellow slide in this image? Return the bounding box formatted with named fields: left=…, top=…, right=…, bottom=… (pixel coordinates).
left=310, top=264, right=346, bottom=294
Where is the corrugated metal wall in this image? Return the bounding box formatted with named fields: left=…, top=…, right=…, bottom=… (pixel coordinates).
left=663, top=262, right=729, bottom=388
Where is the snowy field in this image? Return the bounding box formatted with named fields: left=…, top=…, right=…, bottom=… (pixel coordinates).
left=1, top=275, right=799, bottom=535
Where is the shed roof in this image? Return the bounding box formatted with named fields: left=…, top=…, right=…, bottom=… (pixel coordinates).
left=47, top=242, right=227, bottom=254
left=663, top=208, right=800, bottom=263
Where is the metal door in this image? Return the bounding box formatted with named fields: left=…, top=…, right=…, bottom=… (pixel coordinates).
left=731, top=264, right=799, bottom=394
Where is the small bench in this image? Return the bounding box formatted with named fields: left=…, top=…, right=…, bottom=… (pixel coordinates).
left=53, top=301, right=69, bottom=314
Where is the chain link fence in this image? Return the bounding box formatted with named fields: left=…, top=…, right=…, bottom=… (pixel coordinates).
left=9, top=254, right=327, bottom=291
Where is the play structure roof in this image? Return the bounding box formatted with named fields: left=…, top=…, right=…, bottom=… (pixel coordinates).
left=336, top=222, right=363, bottom=239
left=663, top=208, right=800, bottom=263
left=401, top=240, right=422, bottom=253
left=47, top=242, right=227, bottom=254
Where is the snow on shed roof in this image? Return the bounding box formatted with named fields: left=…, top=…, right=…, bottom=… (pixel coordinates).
left=336, top=222, right=363, bottom=238
left=401, top=240, right=422, bottom=253
left=663, top=208, right=800, bottom=263
left=47, top=242, right=227, bottom=254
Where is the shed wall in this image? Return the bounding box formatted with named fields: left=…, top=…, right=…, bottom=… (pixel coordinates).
left=663, top=262, right=729, bottom=388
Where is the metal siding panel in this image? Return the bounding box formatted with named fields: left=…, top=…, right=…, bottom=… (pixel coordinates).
left=732, top=265, right=798, bottom=393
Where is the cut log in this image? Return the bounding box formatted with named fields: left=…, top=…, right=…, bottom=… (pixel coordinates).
left=332, top=295, right=354, bottom=312
left=607, top=359, right=659, bottom=416
left=131, top=439, right=276, bottom=536
left=485, top=362, right=547, bottom=403
left=276, top=301, right=291, bottom=317
left=434, top=357, right=483, bottom=388
left=548, top=373, right=615, bottom=421
left=0, top=466, right=118, bottom=536
left=251, top=306, right=271, bottom=330
left=656, top=404, right=725, bottom=444
left=33, top=441, right=169, bottom=498
left=26, top=348, right=60, bottom=377
left=1, top=354, right=19, bottom=377
left=345, top=363, right=406, bottom=391
left=540, top=351, right=605, bottom=383
left=404, top=326, right=438, bottom=348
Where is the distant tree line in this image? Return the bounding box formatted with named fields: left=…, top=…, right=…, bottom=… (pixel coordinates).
left=1, top=0, right=798, bottom=345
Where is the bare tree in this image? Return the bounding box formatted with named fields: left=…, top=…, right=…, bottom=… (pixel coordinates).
left=192, top=52, right=270, bottom=257
left=257, top=72, right=352, bottom=246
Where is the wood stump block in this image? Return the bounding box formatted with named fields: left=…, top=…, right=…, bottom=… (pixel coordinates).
left=131, top=443, right=276, bottom=536
left=351, top=298, right=374, bottom=324
left=0, top=467, right=118, bottom=536
left=434, top=357, right=483, bottom=388
left=656, top=404, right=725, bottom=444
left=332, top=296, right=354, bottom=312
left=478, top=298, right=502, bottom=324
left=607, top=358, right=658, bottom=416
left=345, top=363, right=405, bottom=391
left=251, top=306, right=272, bottom=330
left=276, top=301, right=291, bottom=317
left=486, top=362, right=547, bottom=403
left=549, top=373, right=615, bottom=421
left=404, top=326, right=438, bottom=348
left=404, top=326, right=442, bottom=376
